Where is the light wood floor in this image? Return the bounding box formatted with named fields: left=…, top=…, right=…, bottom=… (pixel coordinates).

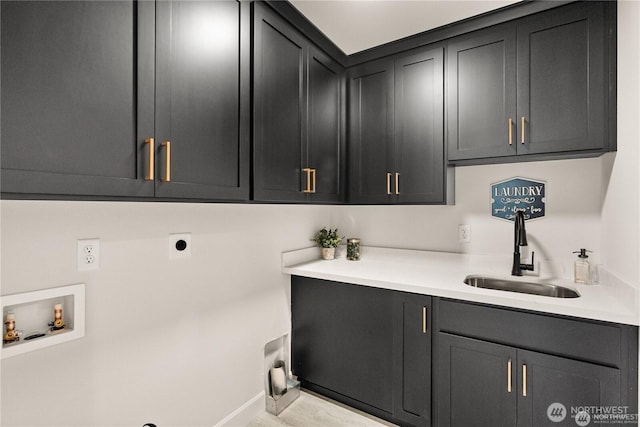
left=246, top=391, right=398, bottom=427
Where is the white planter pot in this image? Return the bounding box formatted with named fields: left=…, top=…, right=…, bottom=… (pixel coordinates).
left=321, top=247, right=336, bottom=260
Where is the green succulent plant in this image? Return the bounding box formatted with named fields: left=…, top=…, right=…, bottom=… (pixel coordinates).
left=311, top=227, right=343, bottom=248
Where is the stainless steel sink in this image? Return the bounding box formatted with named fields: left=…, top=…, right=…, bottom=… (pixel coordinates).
left=463, top=275, right=580, bottom=298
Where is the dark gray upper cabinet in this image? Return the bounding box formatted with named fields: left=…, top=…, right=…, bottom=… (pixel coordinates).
left=154, top=0, right=250, bottom=200
left=348, top=45, right=446, bottom=204
left=516, top=2, right=607, bottom=156
left=2, top=0, right=616, bottom=201
left=348, top=58, right=395, bottom=204
left=447, top=1, right=614, bottom=164
left=1, top=1, right=155, bottom=198
left=307, top=47, right=345, bottom=203
left=394, top=49, right=445, bottom=204
left=446, top=24, right=517, bottom=161
left=253, top=3, right=344, bottom=203
left=1, top=0, right=249, bottom=200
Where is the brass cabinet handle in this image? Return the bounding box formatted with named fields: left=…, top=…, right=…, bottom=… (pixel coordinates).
left=162, top=140, right=171, bottom=182
left=422, top=306, right=427, bottom=334
left=144, top=138, right=155, bottom=181
left=387, top=173, right=392, bottom=195
left=303, top=168, right=312, bottom=193
left=522, top=363, right=527, bottom=396
left=521, top=116, right=525, bottom=144
left=302, top=168, right=316, bottom=193
left=395, top=173, right=400, bottom=195
left=311, top=169, right=316, bottom=193
left=507, top=359, right=512, bottom=393
left=508, top=118, right=513, bottom=145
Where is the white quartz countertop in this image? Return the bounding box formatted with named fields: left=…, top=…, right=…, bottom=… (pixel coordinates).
left=282, top=246, right=639, bottom=326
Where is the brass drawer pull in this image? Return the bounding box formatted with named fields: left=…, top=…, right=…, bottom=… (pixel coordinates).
left=522, top=363, right=527, bottom=396
left=162, top=140, right=171, bottom=182
left=387, top=173, right=392, bottom=195
left=395, top=173, right=400, bottom=195
left=507, top=359, right=512, bottom=393
left=144, top=138, right=155, bottom=181
left=508, top=118, right=513, bottom=145
left=521, top=116, right=525, bottom=144
left=303, top=168, right=312, bottom=193
left=311, top=169, right=316, bottom=193
left=302, top=168, right=316, bottom=193
left=422, top=306, right=427, bottom=333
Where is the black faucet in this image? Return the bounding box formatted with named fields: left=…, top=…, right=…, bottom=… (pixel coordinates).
left=512, top=210, right=535, bottom=276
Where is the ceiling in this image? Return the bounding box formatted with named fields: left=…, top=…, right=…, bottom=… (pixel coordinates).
left=289, top=0, right=521, bottom=55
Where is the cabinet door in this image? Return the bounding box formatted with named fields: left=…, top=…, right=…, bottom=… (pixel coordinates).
left=306, top=47, right=345, bottom=203
left=348, top=59, right=395, bottom=204
left=253, top=3, right=306, bottom=202
left=517, top=349, right=621, bottom=427
left=517, top=2, right=607, bottom=155
left=291, top=277, right=394, bottom=414
left=154, top=0, right=249, bottom=200
left=394, top=47, right=445, bottom=204
left=438, top=333, right=517, bottom=427
left=1, top=1, right=154, bottom=197
left=393, top=293, right=432, bottom=426
left=447, top=24, right=517, bottom=161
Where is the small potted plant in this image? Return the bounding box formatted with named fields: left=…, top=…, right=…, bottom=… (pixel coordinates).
left=311, top=227, right=343, bottom=260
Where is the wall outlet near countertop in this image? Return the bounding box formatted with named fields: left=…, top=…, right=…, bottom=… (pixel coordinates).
left=77, top=238, right=100, bottom=271
left=458, top=225, right=471, bottom=243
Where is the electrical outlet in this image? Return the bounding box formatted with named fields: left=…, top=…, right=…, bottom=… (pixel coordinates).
left=458, top=225, right=471, bottom=243
left=169, top=233, right=191, bottom=259
left=77, top=238, right=100, bottom=271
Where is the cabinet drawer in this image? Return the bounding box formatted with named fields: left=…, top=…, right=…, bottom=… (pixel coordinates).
left=438, top=299, right=622, bottom=367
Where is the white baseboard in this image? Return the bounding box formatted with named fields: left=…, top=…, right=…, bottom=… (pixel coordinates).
left=214, top=391, right=265, bottom=427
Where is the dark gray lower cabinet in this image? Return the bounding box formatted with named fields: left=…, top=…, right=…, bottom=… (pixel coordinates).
left=437, top=299, right=637, bottom=427
left=292, top=278, right=638, bottom=427
left=291, top=276, right=432, bottom=426
left=438, top=334, right=622, bottom=427
left=517, top=349, right=621, bottom=427
left=292, top=276, right=394, bottom=414
left=393, top=293, right=432, bottom=426
left=438, top=334, right=517, bottom=427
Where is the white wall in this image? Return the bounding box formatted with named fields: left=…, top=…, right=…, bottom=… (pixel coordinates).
left=1, top=201, right=333, bottom=426
left=336, top=156, right=609, bottom=281
left=601, top=0, right=640, bottom=288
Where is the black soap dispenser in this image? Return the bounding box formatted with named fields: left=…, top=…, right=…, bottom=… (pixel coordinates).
left=572, top=249, right=592, bottom=284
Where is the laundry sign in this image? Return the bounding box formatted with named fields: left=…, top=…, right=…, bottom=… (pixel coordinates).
left=491, top=177, right=546, bottom=221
